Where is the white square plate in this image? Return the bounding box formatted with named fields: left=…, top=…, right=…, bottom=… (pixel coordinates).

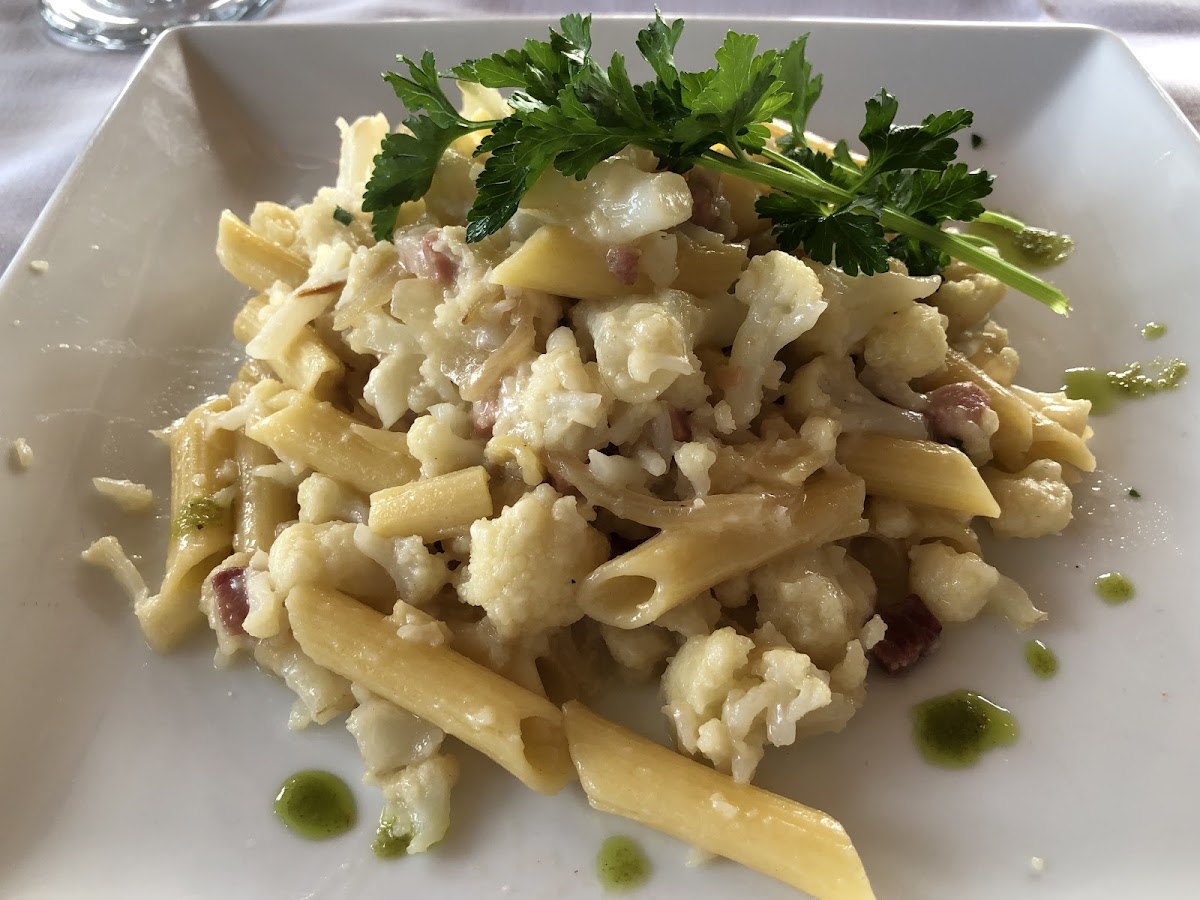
left=1, top=16, right=1197, bottom=900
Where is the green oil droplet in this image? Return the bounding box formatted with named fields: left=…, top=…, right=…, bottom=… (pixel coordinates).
left=597, top=835, right=651, bottom=892
left=1095, top=572, right=1135, bottom=605
left=273, top=770, right=356, bottom=840
left=912, top=690, right=1019, bottom=769
left=372, top=813, right=412, bottom=859
left=1142, top=322, right=1167, bottom=340
left=1024, top=640, right=1058, bottom=679
left=1063, top=358, right=1188, bottom=415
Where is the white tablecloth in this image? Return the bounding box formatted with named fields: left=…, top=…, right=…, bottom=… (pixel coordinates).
left=2, top=0, right=1198, bottom=273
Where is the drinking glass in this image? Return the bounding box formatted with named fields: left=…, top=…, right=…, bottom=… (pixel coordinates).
left=40, top=0, right=280, bottom=50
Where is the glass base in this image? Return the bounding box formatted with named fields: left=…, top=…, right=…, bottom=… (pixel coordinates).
left=40, top=0, right=280, bottom=50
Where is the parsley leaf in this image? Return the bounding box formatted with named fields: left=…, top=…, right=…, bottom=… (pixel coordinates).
left=776, top=34, right=823, bottom=150
left=365, top=14, right=1071, bottom=313
left=636, top=11, right=685, bottom=89
left=886, top=163, right=993, bottom=223
left=858, top=90, right=973, bottom=183
left=383, top=51, right=470, bottom=131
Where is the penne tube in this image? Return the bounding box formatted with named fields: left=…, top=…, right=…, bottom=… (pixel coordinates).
left=245, top=391, right=419, bottom=495
left=838, top=433, right=1001, bottom=518
left=233, top=294, right=345, bottom=400
left=563, top=701, right=876, bottom=900
left=579, top=474, right=867, bottom=629
left=490, top=225, right=655, bottom=300
left=672, top=226, right=748, bottom=297
left=368, top=465, right=493, bottom=541
left=216, top=209, right=310, bottom=292
left=286, top=584, right=574, bottom=794
left=233, top=433, right=298, bottom=555
left=140, top=397, right=236, bottom=652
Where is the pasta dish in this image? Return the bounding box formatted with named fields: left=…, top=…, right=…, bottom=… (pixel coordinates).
left=83, top=15, right=1094, bottom=899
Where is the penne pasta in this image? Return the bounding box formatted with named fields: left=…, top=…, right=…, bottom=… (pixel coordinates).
left=216, top=209, right=310, bottom=292
left=563, top=701, right=876, bottom=900
left=140, top=397, right=236, bottom=652
left=579, top=474, right=867, bottom=629
left=286, top=584, right=575, bottom=794
left=368, top=465, right=493, bottom=541
left=838, top=432, right=1001, bottom=518
left=490, top=225, right=655, bottom=300
left=232, top=294, right=344, bottom=399
left=245, top=391, right=419, bottom=495
left=233, top=432, right=298, bottom=555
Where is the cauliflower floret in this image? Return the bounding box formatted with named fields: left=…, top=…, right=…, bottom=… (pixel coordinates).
left=724, top=252, right=827, bottom=429
left=520, top=157, right=693, bottom=243
left=352, top=525, right=450, bottom=609
left=269, top=522, right=396, bottom=608
left=794, top=259, right=942, bottom=358
left=983, top=460, right=1074, bottom=538
left=929, top=268, right=1006, bottom=335
left=661, top=626, right=835, bottom=783
left=600, top=623, right=675, bottom=681
left=785, top=354, right=928, bottom=438
left=407, top=403, right=485, bottom=478
left=752, top=545, right=877, bottom=670
left=373, top=754, right=459, bottom=854
left=863, top=301, right=949, bottom=383
left=491, top=327, right=612, bottom=455
left=575, top=291, right=701, bottom=404
left=297, top=473, right=369, bottom=524
left=459, top=485, right=609, bottom=639
left=908, top=541, right=1045, bottom=627
left=908, top=541, right=997, bottom=623
left=347, top=684, right=444, bottom=778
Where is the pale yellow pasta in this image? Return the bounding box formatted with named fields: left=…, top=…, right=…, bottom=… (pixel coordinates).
left=233, top=432, right=297, bottom=555
left=232, top=293, right=344, bottom=399
left=368, top=465, right=493, bottom=541
left=563, top=701, right=876, bottom=900
left=140, top=397, right=236, bottom=652
left=216, top=209, right=310, bottom=291
left=672, top=225, right=749, bottom=296
left=579, top=474, right=867, bottom=628
left=245, top=391, right=419, bottom=494
left=491, top=225, right=655, bottom=300
left=286, top=583, right=575, bottom=794
left=838, top=432, right=1001, bottom=518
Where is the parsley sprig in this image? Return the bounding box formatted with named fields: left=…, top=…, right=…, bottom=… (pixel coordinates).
left=362, top=13, right=1069, bottom=314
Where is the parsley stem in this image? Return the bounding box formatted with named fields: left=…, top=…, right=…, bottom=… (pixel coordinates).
left=698, top=149, right=1069, bottom=315
left=876, top=208, right=1070, bottom=314
left=976, top=210, right=1025, bottom=232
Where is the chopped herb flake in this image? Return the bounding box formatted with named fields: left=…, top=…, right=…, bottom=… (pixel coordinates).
left=332, top=206, right=355, bottom=226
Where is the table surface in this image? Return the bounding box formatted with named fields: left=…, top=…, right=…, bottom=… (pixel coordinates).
left=2, top=0, right=1198, bottom=274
